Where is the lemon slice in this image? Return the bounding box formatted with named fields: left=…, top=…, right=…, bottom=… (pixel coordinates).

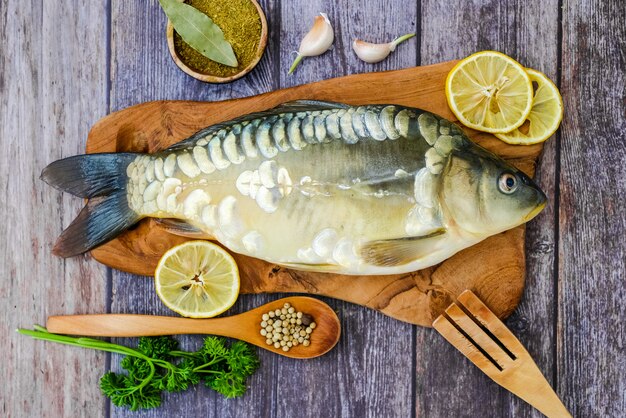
left=155, top=241, right=240, bottom=318
left=495, top=68, right=563, bottom=145
left=445, top=51, right=533, bottom=133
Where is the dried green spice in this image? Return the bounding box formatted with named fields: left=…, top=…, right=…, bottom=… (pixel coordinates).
left=160, top=0, right=237, bottom=67
left=174, top=0, right=262, bottom=78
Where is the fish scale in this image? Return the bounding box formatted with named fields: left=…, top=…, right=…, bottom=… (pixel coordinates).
left=43, top=100, right=546, bottom=275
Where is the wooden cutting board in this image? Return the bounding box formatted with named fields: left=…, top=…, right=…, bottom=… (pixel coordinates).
left=86, top=60, right=544, bottom=327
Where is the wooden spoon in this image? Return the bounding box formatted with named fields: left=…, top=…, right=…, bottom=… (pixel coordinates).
left=46, top=297, right=340, bottom=359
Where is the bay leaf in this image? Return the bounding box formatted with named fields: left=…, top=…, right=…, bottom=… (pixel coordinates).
left=159, top=0, right=238, bottom=67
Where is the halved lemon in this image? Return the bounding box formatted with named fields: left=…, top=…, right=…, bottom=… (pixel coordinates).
left=495, top=68, right=563, bottom=145
left=155, top=241, right=240, bottom=318
left=445, top=51, right=533, bottom=133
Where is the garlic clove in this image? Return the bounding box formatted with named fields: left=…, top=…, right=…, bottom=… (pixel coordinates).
left=298, top=13, right=334, bottom=57
left=352, top=40, right=394, bottom=63
left=289, top=13, right=334, bottom=74
left=352, top=33, right=416, bottom=64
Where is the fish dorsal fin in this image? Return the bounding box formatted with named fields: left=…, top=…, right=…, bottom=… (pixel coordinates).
left=165, top=100, right=349, bottom=151
left=155, top=218, right=214, bottom=239
left=359, top=228, right=447, bottom=267
left=269, top=100, right=349, bottom=113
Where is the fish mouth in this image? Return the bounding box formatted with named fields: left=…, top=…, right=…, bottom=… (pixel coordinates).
left=523, top=199, right=547, bottom=222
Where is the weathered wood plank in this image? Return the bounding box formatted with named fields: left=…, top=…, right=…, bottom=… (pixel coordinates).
left=416, top=1, right=560, bottom=416
left=0, top=1, right=109, bottom=417
left=108, top=0, right=280, bottom=417
left=277, top=1, right=417, bottom=417
left=558, top=1, right=626, bottom=416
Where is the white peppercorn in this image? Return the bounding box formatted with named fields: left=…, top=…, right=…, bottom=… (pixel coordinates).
left=259, top=302, right=317, bottom=352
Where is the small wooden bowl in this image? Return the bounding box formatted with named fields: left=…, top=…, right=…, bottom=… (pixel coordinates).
left=166, top=0, right=268, bottom=83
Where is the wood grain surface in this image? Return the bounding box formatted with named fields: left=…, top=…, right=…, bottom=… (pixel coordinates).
left=0, top=1, right=109, bottom=417
left=85, top=61, right=540, bottom=327
left=2, top=0, right=624, bottom=417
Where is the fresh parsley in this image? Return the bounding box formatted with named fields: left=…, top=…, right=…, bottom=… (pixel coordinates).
left=18, top=326, right=260, bottom=411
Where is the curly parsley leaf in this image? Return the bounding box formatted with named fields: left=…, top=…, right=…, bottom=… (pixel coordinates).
left=100, top=371, right=162, bottom=411
left=138, top=336, right=179, bottom=360
left=205, top=371, right=248, bottom=398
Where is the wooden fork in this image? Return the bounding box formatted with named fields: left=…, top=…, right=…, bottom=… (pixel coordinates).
left=433, top=290, right=571, bottom=418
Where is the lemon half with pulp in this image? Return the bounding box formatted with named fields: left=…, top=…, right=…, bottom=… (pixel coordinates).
left=155, top=241, right=240, bottom=318
left=495, top=68, right=563, bottom=145
left=446, top=51, right=533, bottom=133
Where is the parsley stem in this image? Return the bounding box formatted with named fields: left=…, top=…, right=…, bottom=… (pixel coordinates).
left=192, top=358, right=223, bottom=372
left=18, top=329, right=145, bottom=358
left=168, top=350, right=196, bottom=359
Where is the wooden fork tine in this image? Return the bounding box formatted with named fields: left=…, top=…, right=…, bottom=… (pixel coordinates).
left=457, top=290, right=523, bottom=356
left=432, top=314, right=502, bottom=376
left=443, top=303, right=515, bottom=372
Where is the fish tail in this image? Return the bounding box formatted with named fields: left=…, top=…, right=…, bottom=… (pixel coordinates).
left=41, top=153, right=141, bottom=257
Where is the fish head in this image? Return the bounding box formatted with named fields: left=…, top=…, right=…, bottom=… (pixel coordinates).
left=440, top=148, right=547, bottom=236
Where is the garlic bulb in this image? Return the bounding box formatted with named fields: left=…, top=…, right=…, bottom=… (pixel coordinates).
left=352, top=33, right=416, bottom=64
left=289, top=13, right=334, bottom=74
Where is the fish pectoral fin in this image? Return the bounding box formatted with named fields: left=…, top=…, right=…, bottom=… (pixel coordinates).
left=359, top=228, right=447, bottom=267
left=155, top=219, right=214, bottom=240
left=277, top=262, right=341, bottom=273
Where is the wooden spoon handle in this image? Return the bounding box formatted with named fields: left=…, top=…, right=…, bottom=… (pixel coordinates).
left=47, top=314, right=237, bottom=338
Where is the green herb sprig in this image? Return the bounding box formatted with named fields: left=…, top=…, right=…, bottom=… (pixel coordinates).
left=18, top=327, right=260, bottom=411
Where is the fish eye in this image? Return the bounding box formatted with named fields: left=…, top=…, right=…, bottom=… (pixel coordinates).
left=498, top=173, right=518, bottom=194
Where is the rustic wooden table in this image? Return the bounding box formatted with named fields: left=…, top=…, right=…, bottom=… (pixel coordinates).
left=2, top=1, right=624, bottom=417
